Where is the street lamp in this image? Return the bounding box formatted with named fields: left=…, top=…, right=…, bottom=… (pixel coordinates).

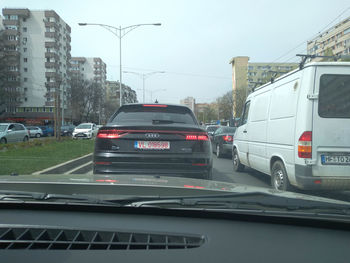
left=123, top=71, right=165, bottom=103
left=78, top=22, right=161, bottom=107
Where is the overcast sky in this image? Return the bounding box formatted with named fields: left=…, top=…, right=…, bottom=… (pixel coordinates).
left=2, top=0, right=350, bottom=103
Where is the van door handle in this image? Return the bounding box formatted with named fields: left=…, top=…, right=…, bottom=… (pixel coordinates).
left=243, top=130, right=247, bottom=133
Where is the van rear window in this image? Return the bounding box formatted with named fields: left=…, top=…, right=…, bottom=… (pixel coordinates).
left=319, top=74, right=350, bottom=118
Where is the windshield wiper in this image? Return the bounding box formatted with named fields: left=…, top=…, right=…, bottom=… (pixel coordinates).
left=152, top=119, right=185, bottom=124
left=126, top=192, right=350, bottom=215
left=0, top=190, right=118, bottom=206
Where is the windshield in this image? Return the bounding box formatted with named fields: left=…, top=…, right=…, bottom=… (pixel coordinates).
left=76, top=124, right=92, bottom=129
left=1, top=0, right=350, bottom=218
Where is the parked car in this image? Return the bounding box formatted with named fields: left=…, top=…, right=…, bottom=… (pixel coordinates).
left=39, top=126, right=54, bottom=137
left=0, top=123, right=29, bottom=144
left=211, top=126, right=236, bottom=158
left=233, top=62, right=350, bottom=191
left=61, top=125, right=75, bottom=136
left=94, top=103, right=213, bottom=179
left=72, top=123, right=98, bottom=139
left=26, top=126, right=44, bottom=138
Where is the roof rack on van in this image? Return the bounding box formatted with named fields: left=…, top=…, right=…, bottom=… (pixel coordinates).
left=296, top=54, right=343, bottom=69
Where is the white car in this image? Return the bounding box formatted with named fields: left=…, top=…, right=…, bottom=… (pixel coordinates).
left=72, top=123, right=98, bottom=139
left=26, top=126, right=44, bottom=138
left=233, top=62, right=350, bottom=191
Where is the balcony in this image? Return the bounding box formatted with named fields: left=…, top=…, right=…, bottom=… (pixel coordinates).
left=3, top=8, right=30, bottom=17
left=45, top=72, right=61, bottom=79
left=7, top=71, right=20, bottom=76
left=45, top=32, right=59, bottom=40
left=5, top=39, right=19, bottom=45
left=3, top=19, right=19, bottom=26
left=45, top=82, right=58, bottom=88
left=45, top=52, right=59, bottom=61
left=44, top=10, right=60, bottom=21
left=5, top=29, right=20, bottom=35
left=44, top=21, right=59, bottom=30
left=45, top=62, right=59, bottom=70
left=5, top=50, right=20, bottom=57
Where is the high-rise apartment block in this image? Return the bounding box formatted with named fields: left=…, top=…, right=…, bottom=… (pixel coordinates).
left=307, top=16, right=350, bottom=60
left=1, top=8, right=71, bottom=124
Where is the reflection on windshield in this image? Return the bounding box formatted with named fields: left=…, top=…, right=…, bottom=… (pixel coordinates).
left=0, top=125, right=7, bottom=132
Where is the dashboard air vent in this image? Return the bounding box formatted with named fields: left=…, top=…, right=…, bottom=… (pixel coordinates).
left=0, top=227, right=204, bottom=250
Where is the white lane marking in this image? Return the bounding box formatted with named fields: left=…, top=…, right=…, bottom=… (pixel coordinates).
left=32, top=153, right=92, bottom=175
left=64, top=161, right=93, bottom=175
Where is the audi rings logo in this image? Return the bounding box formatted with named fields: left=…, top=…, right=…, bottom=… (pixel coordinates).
left=145, top=133, right=160, bottom=139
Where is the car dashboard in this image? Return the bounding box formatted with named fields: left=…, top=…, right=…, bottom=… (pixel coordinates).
left=0, top=203, right=349, bottom=262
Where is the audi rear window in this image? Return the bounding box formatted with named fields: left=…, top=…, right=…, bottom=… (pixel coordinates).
left=111, top=105, right=197, bottom=125
left=319, top=74, right=350, bottom=118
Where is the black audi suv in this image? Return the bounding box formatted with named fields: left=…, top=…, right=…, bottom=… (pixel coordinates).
left=93, top=104, right=213, bottom=179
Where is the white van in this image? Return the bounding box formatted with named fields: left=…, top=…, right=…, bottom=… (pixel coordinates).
left=233, top=62, right=350, bottom=191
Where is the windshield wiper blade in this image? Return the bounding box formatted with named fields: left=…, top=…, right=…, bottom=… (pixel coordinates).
left=127, top=192, right=350, bottom=214
left=0, top=190, right=119, bottom=206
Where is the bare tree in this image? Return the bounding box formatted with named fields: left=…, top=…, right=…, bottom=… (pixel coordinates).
left=70, top=77, right=103, bottom=123
left=233, top=87, right=247, bottom=118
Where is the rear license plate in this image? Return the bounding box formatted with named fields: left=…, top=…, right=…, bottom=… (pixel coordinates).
left=77, top=133, right=86, bottom=137
left=135, top=141, right=170, bottom=150
left=321, top=154, right=350, bottom=165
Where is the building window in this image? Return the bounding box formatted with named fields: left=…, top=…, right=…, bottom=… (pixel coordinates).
left=24, top=78, right=28, bottom=82
left=23, top=18, right=26, bottom=22
left=23, top=47, right=27, bottom=52
left=24, top=68, right=28, bottom=72
left=24, top=87, right=28, bottom=91
left=7, top=35, right=16, bottom=40
left=24, top=58, right=28, bottom=62
left=23, top=27, right=27, bottom=32
left=23, top=37, right=27, bottom=42
left=24, top=98, right=28, bottom=102
left=10, top=15, right=18, bottom=20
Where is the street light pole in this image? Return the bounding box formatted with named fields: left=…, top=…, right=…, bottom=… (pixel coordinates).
left=78, top=22, right=161, bottom=107
left=123, top=71, right=165, bottom=103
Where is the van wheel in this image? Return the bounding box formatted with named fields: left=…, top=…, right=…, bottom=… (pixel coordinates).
left=0, top=138, right=6, bottom=144
left=233, top=148, right=245, bottom=172
left=35, top=133, right=41, bottom=138
left=23, top=136, right=29, bottom=142
left=271, top=160, right=291, bottom=191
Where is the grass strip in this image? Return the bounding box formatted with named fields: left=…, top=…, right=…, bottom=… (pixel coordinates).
left=0, top=139, right=94, bottom=175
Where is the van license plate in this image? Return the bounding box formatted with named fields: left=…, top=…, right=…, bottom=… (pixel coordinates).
left=135, top=141, right=170, bottom=150
left=321, top=155, right=350, bottom=165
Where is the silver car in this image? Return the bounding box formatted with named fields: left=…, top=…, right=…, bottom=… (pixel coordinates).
left=26, top=126, right=44, bottom=138
left=0, top=123, right=30, bottom=144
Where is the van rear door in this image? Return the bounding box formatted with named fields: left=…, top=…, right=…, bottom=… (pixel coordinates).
left=312, top=64, right=350, bottom=177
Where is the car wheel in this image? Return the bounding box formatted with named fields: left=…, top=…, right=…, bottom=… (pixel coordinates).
left=216, top=144, right=223, bottom=158
left=23, top=136, right=29, bottom=142
left=35, top=133, right=41, bottom=138
left=0, top=138, right=7, bottom=144
left=233, top=148, right=245, bottom=172
left=271, top=160, right=292, bottom=191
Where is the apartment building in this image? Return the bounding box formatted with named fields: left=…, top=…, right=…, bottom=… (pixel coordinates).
left=180, top=97, right=196, bottom=112
left=307, top=16, right=350, bottom=60
left=1, top=8, right=71, bottom=125
left=229, top=56, right=298, bottom=116
left=70, top=57, right=107, bottom=86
